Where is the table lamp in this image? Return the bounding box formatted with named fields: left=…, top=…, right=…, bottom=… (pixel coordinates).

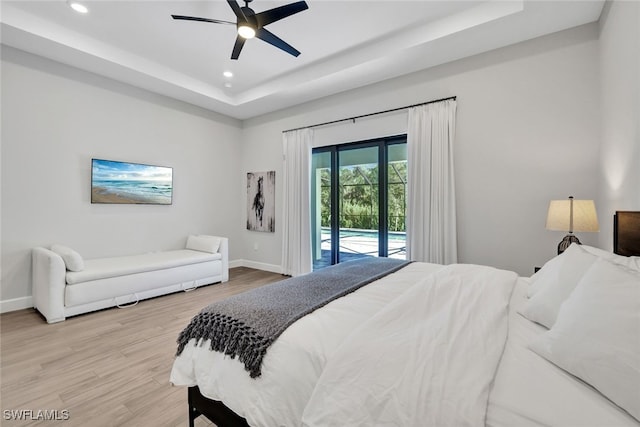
left=546, top=196, right=599, bottom=254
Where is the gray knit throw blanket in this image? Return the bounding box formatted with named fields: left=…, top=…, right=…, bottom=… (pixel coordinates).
left=175, top=257, right=410, bottom=378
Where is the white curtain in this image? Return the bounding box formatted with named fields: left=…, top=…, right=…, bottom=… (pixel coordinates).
left=406, top=99, right=458, bottom=264
left=281, top=128, right=313, bottom=276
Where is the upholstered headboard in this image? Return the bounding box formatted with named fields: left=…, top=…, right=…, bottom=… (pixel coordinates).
left=613, top=211, right=640, bottom=256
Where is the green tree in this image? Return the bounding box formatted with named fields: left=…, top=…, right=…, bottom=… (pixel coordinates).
left=318, top=161, right=406, bottom=232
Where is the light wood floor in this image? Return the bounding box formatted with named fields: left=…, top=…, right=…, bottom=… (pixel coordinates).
left=0, top=267, right=283, bottom=427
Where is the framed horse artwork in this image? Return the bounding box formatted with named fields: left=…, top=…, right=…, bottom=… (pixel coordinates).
left=247, top=171, right=276, bottom=232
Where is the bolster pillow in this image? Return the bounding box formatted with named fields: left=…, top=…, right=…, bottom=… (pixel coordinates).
left=186, top=235, right=221, bottom=254
left=50, top=244, right=85, bottom=272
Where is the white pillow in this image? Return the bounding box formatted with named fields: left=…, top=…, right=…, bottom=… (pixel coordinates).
left=528, top=252, right=565, bottom=298
left=186, top=235, right=221, bottom=254
left=529, top=258, right=640, bottom=421
left=528, top=244, right=639, bottom=299
left=581, top=244, right=640, bottom=272
left=50, top=244, right=85, bottom=272
left=520, top=243, right=597, bottom=328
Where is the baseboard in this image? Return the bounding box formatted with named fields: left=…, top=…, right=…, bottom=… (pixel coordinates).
left=0, top=296, right=33, bottom=314
left=229, top=259, right=244, bottom=269
left=231, top=259, right=282, bottom=274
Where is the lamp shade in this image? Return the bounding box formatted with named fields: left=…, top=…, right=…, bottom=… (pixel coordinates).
left=546, top=199, right=599, bottom=232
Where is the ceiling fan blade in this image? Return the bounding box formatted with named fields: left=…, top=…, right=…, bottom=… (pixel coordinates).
left=255, top=1, right=308, bottom=27
left=171, top=15, right=235, bottom=25
left=256, top=27, right=301, bottom=57
left=226, top=0, right=247, bottom=21
left=231, top=36, right=246, bottom=60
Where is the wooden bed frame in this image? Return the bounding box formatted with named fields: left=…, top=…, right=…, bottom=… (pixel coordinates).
left=188, top=386, right=249, bottom=427
left=186, top=211, right=640, bottom=427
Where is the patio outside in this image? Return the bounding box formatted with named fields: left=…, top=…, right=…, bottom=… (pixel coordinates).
left=313, top=228, right=406, bottom=269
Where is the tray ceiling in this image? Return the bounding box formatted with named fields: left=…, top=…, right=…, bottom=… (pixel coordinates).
left=1, top=1, right=605, bottom=119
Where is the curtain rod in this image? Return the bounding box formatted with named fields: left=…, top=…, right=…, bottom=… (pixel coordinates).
left=282, top=95, right=456, bottom=133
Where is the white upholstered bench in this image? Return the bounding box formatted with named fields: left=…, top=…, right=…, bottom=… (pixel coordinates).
left=32, top=235, right=228, bottom=323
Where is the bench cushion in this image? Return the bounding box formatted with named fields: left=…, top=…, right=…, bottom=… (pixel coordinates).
left=65, top=249, right=221, bottom=285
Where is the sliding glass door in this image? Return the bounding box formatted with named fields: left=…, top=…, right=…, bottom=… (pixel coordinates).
left=311, top=136, right=406, bottom=270
left=339, top=145, right=380, bottom=262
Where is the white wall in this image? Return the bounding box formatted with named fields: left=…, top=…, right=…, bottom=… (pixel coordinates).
left=597, top=0, right=640, bottom=250
left=1, top=47, right=243, bottom=308
left=4, top=11, right=631, bottom=310
left=240, top=24, right=602, bottom=276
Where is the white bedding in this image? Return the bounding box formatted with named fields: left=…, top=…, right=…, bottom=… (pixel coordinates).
left=171, top=261, right=640, bottom=427
left=301, top=264, right=517, bottom=427
left=171, top=262, right=444, bottom=426
left=487, top=278, right=640, bottom=427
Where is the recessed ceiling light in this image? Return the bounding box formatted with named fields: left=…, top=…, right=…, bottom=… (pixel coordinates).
left=223, top=71, right=233, bottom=78
left=68, top=1, right=88, bottom=14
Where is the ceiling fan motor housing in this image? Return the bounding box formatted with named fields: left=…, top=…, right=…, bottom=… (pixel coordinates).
left=239, top=6, right=257, bottom=27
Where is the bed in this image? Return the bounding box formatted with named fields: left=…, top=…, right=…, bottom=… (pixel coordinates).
left=170, top=211, right=640, bottom=427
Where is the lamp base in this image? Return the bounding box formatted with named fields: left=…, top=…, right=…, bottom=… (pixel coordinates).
left=558, top=234, right=581, bottom=255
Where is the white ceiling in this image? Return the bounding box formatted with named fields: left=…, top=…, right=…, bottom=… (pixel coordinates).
left=1, top=0, right=605, bottom=120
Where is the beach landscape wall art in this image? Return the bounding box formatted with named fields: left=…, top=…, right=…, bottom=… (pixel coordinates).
left=247, top=171, right=275, bottom=232
left=91, top=159, right=173, bottom=205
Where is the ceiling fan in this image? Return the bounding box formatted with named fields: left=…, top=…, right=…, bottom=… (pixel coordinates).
left=172, top=0, right=309, bottom=60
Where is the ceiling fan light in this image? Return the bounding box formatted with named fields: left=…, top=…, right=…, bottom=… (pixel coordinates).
left=238, top=24, right=256, bottom=39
